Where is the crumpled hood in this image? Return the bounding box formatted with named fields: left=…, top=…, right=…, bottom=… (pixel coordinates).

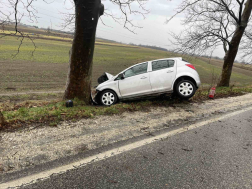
left=97, top=72, right=114, bottom=84
left=105, top=72, right=114, bottom=80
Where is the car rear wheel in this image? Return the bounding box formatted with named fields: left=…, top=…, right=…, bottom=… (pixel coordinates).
left=176, top=80, right=196, bottom=99
left=100, top=90, right=118, bottom=106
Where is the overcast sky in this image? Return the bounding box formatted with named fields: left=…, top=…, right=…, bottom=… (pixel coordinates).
left=3, top=0, right=225, bottom=58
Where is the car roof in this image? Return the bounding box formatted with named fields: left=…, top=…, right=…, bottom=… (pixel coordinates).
left=119, top=57, right=183, bottom=74
left=150, top=57, right=182, bottom=62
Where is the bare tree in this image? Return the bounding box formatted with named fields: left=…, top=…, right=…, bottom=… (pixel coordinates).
left=63, top=0, right=104, bottom=102
left=168, top=0, right=252, bottom=87
left=240, top=27, right=252, bottom=62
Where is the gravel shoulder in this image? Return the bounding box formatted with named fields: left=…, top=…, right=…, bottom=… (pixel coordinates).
left=1, top=93, right=252, bottom=174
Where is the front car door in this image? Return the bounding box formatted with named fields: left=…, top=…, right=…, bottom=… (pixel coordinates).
left=119, top=62, right=152, bottom=98
left=149, top=59, right=176, bottom=92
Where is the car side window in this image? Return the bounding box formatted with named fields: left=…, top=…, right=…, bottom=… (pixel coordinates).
left=152, top=60, right=175, bottom=71
left=168, top=60, right=175, bottom=67
left=124, top=63, right=148, bottom=78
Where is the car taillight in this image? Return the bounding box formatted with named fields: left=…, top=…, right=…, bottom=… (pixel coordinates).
left=186, top=64, right=196, bottom=70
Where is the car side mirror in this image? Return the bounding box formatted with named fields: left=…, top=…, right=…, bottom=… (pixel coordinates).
left=118, top=73, right=125, bottom=80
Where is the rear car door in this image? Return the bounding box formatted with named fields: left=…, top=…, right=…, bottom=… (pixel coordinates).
left=149, top=59, right=176, bottom=92
left=119, top=62, right=152, bottom=98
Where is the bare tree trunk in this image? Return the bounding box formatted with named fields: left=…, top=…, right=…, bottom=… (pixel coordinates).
left=218, top=30, right=246, bottom=87
left=0, top=112, right=5, bottom=126
left=218, top=0, right=252, bottom=87
left=64, top=0, right=104, bottom=103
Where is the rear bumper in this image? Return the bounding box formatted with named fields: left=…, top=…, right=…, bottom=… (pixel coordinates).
left=196, top=80, right=201, bottom=88
left=194, top=72, right=201, bottom=88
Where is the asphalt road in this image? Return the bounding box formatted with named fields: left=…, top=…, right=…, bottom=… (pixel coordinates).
left=8, top=109, right=252, bottom=188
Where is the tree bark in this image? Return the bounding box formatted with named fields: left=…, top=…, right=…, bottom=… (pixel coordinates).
left=218, top=0, right=252, bottom=87
left=0, top=111, right=5, bottom=126
left=64, top=0, right=104, bottom=103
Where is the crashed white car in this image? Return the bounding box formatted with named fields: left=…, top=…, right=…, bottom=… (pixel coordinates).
left=92, top=57, right=201, bottom=106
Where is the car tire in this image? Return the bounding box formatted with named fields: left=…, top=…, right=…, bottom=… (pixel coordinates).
left=99, top=90, right=118, bottom=106
left=175, top=80, right=196, bottom=99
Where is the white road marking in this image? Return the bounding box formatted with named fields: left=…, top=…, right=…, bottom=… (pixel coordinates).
left=1, top=106, right=252, bottom=189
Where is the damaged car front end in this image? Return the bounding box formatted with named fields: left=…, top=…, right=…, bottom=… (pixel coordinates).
left=91, top=72, right=115, bottom=104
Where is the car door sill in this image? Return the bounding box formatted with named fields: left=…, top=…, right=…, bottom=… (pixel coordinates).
left=120, top=91, right=173, bottom=100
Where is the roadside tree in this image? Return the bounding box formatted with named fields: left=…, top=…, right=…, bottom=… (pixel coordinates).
left=63, top=0, right=104, bottom=102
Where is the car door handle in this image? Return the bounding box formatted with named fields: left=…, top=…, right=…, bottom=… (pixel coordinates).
left=167, top=70, right=174, bottom=73
left=140, top=76, right=147, bottom=79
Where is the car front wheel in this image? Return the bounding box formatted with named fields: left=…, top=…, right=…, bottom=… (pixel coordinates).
left=99, top=90, right=118, bottom=106
left=176, top=80, right=196, bottom=99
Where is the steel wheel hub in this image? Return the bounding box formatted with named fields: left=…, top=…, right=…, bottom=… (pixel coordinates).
left=179, top=82, right=193, bottom=96
left=102, top=92, right=115, bottom=105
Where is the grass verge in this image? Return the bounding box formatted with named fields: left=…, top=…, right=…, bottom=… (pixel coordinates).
left=0, top=86, right=251, bottom=131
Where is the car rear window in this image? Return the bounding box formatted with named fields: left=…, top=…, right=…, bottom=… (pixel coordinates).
left=152, top=60, right=175, bottom=71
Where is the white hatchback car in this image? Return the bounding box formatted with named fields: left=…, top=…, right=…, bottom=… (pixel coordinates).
left=92, top=57, right=201, bottom=106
